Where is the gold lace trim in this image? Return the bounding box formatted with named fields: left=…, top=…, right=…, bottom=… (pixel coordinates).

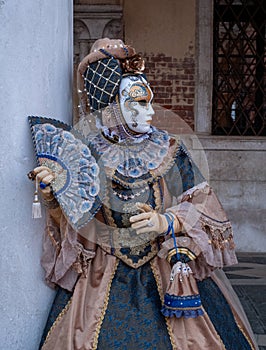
left=151, top=135, right=180, bottom=179
left=232, top=312, right=256, bottom=350
left=200, top=215, right=235, bottom=251
left=153, top=179, right=163, bottom=213
left=107, top=168, right=154, bottom=188
left=92, top=259, right=119, bottom=349
left=42, top=298, right=72, bottom=348
left=200, top=306, right=227, bottom=350
left=150, top=259, right=178, bottom=350
left=46, top=226, right=60, bottom=253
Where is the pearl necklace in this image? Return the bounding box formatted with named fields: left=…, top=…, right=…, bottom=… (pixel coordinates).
left=112, top=185, right=149, bottom=200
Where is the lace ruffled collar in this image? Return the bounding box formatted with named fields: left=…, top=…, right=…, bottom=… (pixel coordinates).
left=89, top=126, right=170, bottom=179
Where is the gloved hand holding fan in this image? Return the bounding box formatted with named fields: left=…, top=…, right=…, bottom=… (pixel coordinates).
left=27, top=116, right=102, bottom=230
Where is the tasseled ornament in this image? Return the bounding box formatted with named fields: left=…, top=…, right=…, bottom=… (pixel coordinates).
left=32, top=180, right=42, bottom=219
left=161, top=255, right=204, bottom=318
left=158, top=216, right=204, bottom=319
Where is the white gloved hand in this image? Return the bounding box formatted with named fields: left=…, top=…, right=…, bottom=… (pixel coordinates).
left=33, top=166, right=55, bottom=199
left=28, top=166, right=60, bottom=224
left=129, top=203, right=179, bottom=236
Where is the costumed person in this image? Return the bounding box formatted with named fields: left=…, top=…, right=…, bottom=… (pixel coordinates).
left=28, top=38, right=258, bottom=350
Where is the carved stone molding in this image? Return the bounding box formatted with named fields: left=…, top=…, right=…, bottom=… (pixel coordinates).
left=74, top=4, right=123, bottom=63
left=73, top=4, right=123, bottom=124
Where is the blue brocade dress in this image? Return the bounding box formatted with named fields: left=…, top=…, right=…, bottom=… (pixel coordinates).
left=39, top=131, right=257, bottom=350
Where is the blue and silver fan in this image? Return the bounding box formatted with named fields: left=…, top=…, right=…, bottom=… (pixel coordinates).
left=28, top=116, right=102, bottom=230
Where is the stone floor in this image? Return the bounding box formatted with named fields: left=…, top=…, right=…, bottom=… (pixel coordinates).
left=224, top=252, right=266, bottom=350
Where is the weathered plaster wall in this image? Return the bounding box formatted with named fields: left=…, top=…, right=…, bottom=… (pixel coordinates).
left=76, top=0, right=122, bottom=4
left=124, top=0, right=196, bottom=128
left=0, top=1, right=73, bottom=348
left=124, top=0, right=195, bottom=58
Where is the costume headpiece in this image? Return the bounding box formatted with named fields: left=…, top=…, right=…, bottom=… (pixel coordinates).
left=78, top=38, right=145, bottom=112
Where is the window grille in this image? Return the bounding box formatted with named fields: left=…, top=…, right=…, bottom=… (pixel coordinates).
left=212, top=0, right=266, bottom=136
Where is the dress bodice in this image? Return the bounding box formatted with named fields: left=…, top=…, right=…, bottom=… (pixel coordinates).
left=87, top=128, right=203, bottom=268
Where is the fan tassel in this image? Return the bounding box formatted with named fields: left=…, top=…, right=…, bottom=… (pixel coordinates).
left=32, top=180, right=42, bottom=219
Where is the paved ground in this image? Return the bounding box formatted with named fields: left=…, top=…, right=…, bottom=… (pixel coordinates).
left=224, top=252, right=266, bottom=350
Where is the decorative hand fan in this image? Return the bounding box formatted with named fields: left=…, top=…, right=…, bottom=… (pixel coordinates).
left=28, top=116, right=102, bottom=230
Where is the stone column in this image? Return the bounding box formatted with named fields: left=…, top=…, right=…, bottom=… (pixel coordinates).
left=0, top=1, right=73, bottom=348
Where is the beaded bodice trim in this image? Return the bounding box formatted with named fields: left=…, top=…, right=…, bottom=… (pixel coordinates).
left=86, top=128, right=199, bottom=268
left=95, top=179, right=164, bottom=268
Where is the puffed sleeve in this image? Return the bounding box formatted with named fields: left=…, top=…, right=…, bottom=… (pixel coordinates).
left=163, top=142, right=237, bottom=280
left=41, top=212, right=96, bottom=291
left=166, top=182, right=237, bottom=280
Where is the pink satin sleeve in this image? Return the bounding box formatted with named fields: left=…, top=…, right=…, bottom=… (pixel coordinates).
left=41, top=212, right=96, bottom=291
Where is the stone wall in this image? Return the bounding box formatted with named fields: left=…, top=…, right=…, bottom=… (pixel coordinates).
left=198, top=137, right=266, bottom=252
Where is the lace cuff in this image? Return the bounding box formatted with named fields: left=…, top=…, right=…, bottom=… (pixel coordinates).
left=167, top=182, right=238, bottom=279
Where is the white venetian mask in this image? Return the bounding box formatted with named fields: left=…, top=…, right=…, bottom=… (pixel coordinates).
left=119, top=75, right=154, bottom=134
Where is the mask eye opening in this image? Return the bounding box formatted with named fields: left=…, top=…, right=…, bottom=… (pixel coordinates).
left=138, top=100, right=148, bottom=107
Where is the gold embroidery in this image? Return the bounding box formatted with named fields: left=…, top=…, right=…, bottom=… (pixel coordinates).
left=42, top=298, right=72, bottom=347
left=92, top=259, right=119, bottom=350
left=114, top=241, right=158, bottom=268
left=97, top=179, right=164, bottom=268
left=130, top=242, right=149, bottom=255
left=113, top=227, right=158, bottom=249
left=166, top=247, right=197, bottom=263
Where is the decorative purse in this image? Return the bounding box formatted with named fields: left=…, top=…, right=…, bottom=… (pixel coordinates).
left=158, top=235, right=204, bottom=318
